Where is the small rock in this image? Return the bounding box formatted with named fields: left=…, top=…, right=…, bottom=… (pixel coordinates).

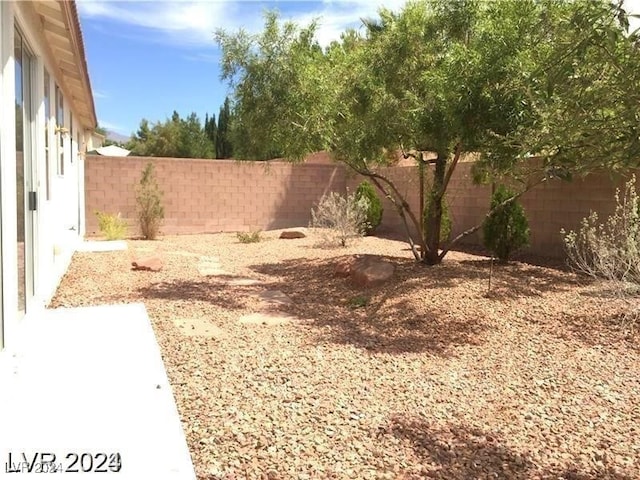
left=279, top=230, right=306, bottom=239
left=131, top=256, right=162, bottom=272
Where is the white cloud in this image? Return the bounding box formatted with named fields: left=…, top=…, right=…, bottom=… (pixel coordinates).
left=78, top=1, right=235, bottom=46
left=97, top=119, right=127, bottom=133
left=77, top=0, right=408, bottom=48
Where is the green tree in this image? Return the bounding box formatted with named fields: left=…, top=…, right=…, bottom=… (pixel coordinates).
left=204, top=113, right=217, bottom=153
left=355, top=180, right=383, bottom=234
left=217, top=1, right=640, bottom=264
left=483, top=186, right=530, bottom=262
left=127, top=112, right=214, bottom=158
left=177, top=112, right=214, bottom=158
left=216, top=97, right=234, bottom=158
left=127, top=119, right=154, bottom=156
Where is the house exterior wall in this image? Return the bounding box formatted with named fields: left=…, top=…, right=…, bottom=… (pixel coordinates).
left=87, top=156, right=630, bottom=259
left=0, top=1, right=91, bottom=350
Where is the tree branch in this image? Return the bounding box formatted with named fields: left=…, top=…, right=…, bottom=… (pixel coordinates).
left=441, top=142, right=462, bottom=197
left=348, top=163, right=426, bottom=258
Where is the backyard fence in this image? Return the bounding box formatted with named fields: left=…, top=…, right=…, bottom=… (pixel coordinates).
left=85, top=154, right=630, bottom=258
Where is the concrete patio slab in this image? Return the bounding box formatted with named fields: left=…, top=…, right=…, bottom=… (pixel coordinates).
left=76, top=240, right=128, bottom=252
left=197, top=257, right=228, bottom=276
left=0, top=304, right=195, bottom=479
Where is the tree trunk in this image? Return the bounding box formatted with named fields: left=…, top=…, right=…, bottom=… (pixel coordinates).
left=418, top=152, right=425, bottom=240
left=423, top=152, right=446, bottom=265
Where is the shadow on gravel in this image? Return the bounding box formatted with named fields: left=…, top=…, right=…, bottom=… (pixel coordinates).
left=456, top=258, right=580, bottom=299
left=442, top=242, right=572, bottom=271
left=380, top=416, right=635, bottom=480
left=382, top=416, right=533, bottom=479
left=249, top=256, right=486, bottom=356
left=137, top=279, right=249, bottom=310
left=553, top=310, right=640, bottom=352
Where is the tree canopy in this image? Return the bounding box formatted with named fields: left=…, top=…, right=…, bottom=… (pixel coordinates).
left=126, top=98, right=236, bottom=159
left=216, top=0, right=640, bottom=263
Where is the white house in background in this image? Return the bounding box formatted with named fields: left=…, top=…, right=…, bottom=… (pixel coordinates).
left=0, top=0, right=97, bottom=350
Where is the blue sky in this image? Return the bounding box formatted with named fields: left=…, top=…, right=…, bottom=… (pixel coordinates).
left=77, top=0, right=406, bottom=137
left=78, top=0, right=640, bottom=138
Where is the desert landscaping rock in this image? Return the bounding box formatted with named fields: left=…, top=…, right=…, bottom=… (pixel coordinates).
left=131, top=256, right=163, bottom=272
left=173, top=317, right=227, bottom=338
left=279, top=230, right=306, bottom=239
left=336, top=254, right=396, bottom=287
left=52, top=232, right=640, bottom=480
left=334, top=256, right=356, bottom=277
left=238, top=312, right=297, bottom=326
left=256, top=289, right=292, bottom=306
left=197, top=256, right=230, bottom=276
left=198, top=267, right=230, bottom=277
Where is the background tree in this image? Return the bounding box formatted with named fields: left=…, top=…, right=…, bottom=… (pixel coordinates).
left=216, top=97, right=234, bottom=159
left=204, top=113, right=217, bottom=155
left=127, top=112, right=214, bottom=158
left=177, top=112, right=214, bottom=158
left=217, top=0, right=640, bottom=264
left=216, top=15, right=323, bottom=161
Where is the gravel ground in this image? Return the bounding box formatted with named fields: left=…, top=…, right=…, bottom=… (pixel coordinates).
left=51, top=231, right=640, bottom=480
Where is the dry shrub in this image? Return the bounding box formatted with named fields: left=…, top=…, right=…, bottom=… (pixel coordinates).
left=562, top=175, right=640, bottom=326
left=310, top=191, right=369, bottom=247
left=237, top=230, right=262, bottom=243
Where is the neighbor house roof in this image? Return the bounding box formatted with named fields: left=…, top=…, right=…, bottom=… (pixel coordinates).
left=33, top=0, right=97, bottom=129
left=93, top=145, right=131, bottom=157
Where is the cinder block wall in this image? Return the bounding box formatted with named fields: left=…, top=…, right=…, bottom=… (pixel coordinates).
left=86, top=155, right=631, bottom=258
left=347, top=162, right=630, bottom=258
left=442, top=163, right=628, bottom=257
left=85, top=156, right=346, bottom=236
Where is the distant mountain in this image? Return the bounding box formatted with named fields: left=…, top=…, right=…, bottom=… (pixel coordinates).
left=106, top=130, right=130, bottom=144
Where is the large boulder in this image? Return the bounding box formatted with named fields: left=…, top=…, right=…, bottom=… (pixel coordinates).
left=131, top=256, right=163, bottom=272
left=334, top=256, right=357, bottom=277
left=335, top=255, right=395, bottom=288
